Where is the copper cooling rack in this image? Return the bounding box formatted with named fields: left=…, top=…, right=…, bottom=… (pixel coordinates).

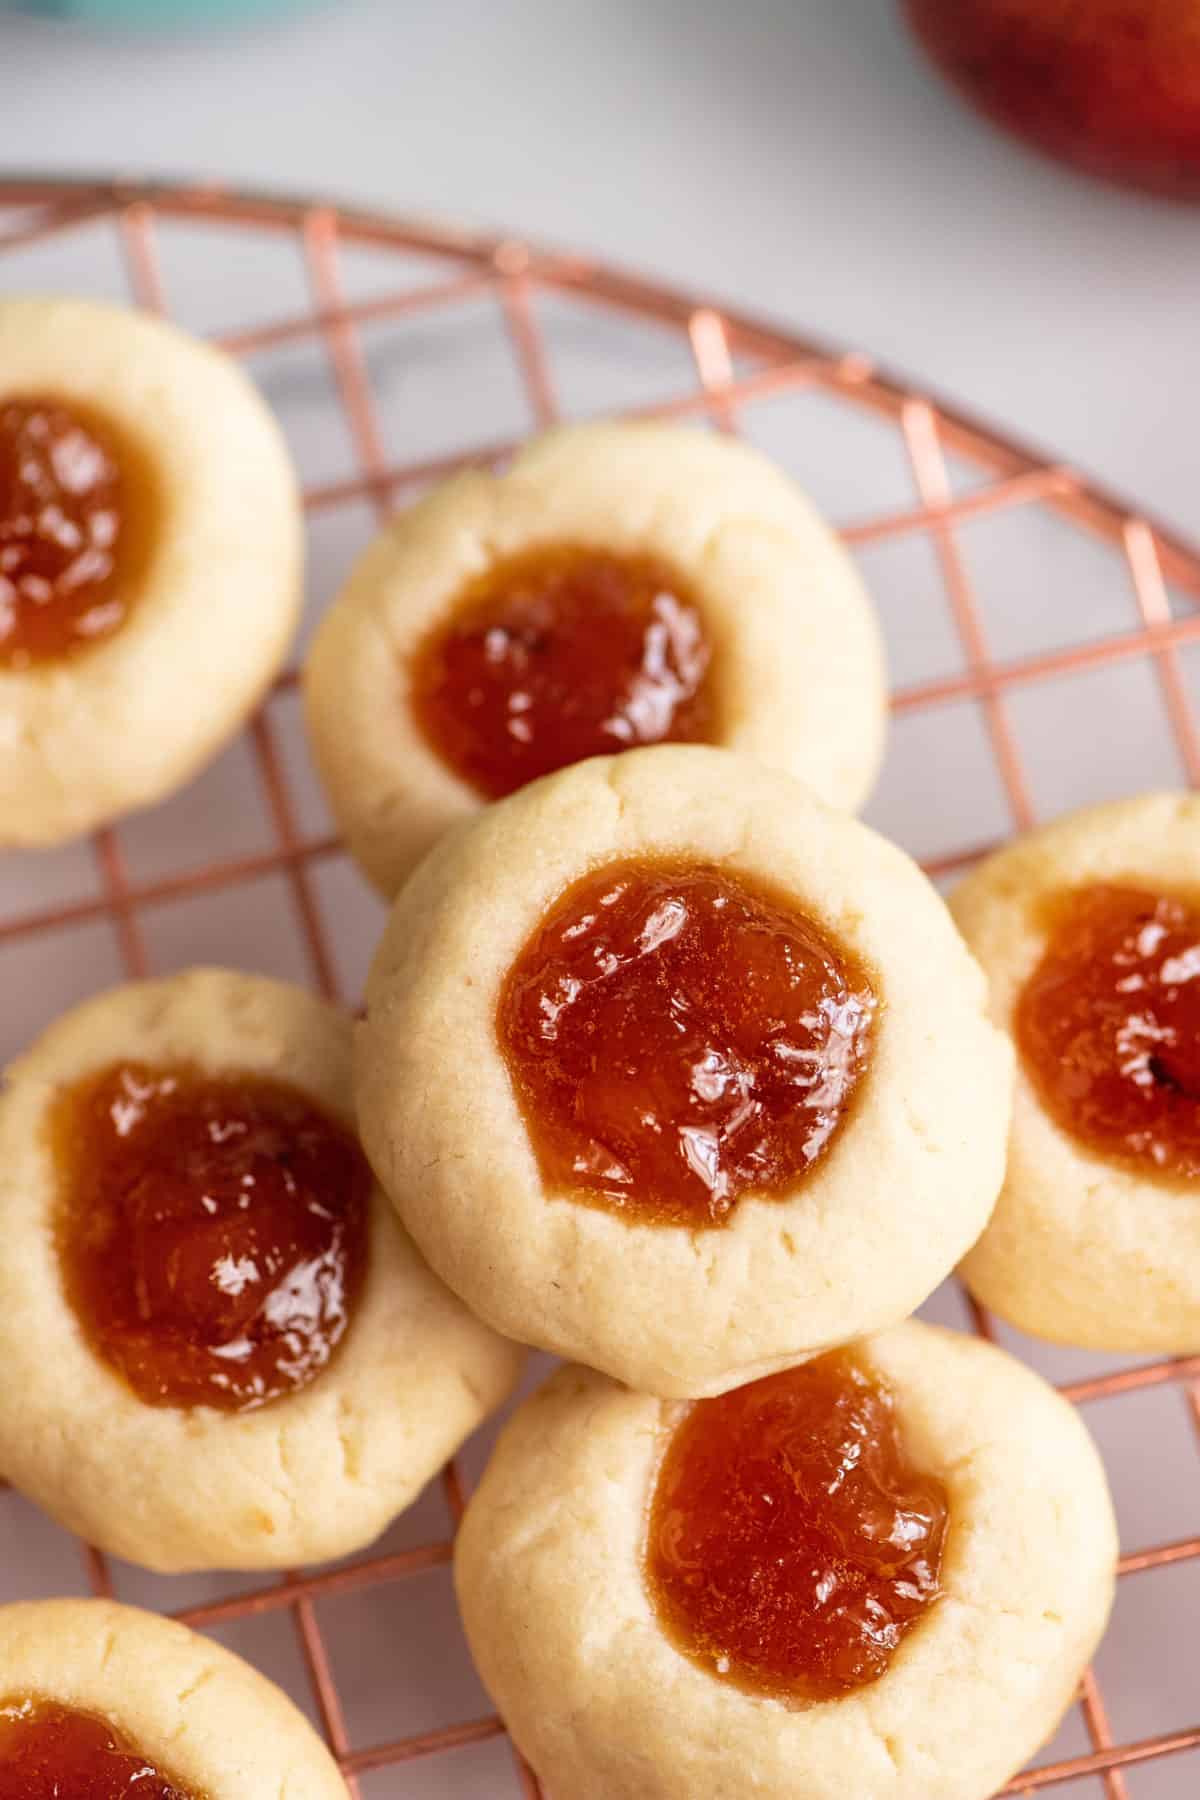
left=2, top=176, right=1200, bottom=1799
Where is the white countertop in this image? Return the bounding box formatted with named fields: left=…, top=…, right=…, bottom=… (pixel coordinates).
left=1, top=0, right=1196, bottom=536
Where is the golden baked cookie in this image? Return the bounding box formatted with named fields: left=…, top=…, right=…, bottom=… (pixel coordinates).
left=304, top=420, right=886, bottom=896
left=0, top=295, right=302, bottom=846
left=355, top=744, right=1012, bottom=1396
left=455, top=1322, right=1117, bottom=1800
left=0, top=968, right=523, bottom=1572
left=0, top=1596, right=346, bottom=1796
left=952, top=791, right=1200, bottom=1349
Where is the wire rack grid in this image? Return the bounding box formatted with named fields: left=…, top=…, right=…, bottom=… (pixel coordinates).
left=1, top=176, right=1200, bottom=1800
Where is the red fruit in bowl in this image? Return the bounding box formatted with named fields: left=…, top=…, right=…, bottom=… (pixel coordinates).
left=903, top=0, right=1200, bottom=199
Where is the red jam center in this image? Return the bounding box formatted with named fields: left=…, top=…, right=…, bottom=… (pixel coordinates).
left=51, top=1062, right=372, bottom=1411
left=497, top=858, right=876, bottom=1226
left=410, top=544, right=715, bottom=799
left=0, top=1697, right=203, bottom=1799
left=1018, top=883, right=1200, bottom=1179
left=646, top=1352, right=948, bottom=1701
left=0, top=396, right=154, bottom=671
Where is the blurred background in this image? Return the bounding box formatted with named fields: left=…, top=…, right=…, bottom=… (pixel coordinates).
left=1, top=0, right=1197, bottom=534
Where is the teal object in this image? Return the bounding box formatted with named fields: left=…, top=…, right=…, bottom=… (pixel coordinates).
left=4, top=0, right=314, bottom=23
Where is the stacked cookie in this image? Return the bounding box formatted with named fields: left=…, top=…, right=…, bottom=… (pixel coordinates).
left=322, top=439, right=1115, bottom=1800
left=0, top=297, right=526, bottom=1798
left=322, top=433, right=1118, bottom=1798
left=2, top=292, right=1173, bottom=1800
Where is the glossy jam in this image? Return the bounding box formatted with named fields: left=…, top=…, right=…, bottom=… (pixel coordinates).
left=51, top=1063, right=372, bottom=1411
left=0, top=1697, right=203, bottom=1799
left=646, top=1352, right=948, bottom=1701
left=497, top=858, right=876, bottom=1226
left=0, top=396, right=157, bottom=671
left=411, top=544, right=715, bottom=799
left=1018, top=883, right=1200, bottom=1179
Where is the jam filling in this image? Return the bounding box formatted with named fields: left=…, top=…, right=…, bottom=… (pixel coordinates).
left=410, top=544, right=715, bottom=799
left=646, top=1352, right=948, bottom=1701
left=0, top=1696, right=203, bottom=1799
left=51, top=1062, right=372, bottom=1411
left=0, top=396, right=155, bottom=670
left=1018, top=882, right=1200, bottom=1179
left=497, top=857, right=876, bottom=1226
